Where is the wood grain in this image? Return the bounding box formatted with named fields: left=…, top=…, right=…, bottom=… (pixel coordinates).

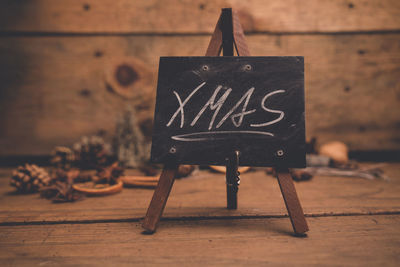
left=0, top=163, right=399, bottom=224
left=0, top=0, right=399, bottom=33
left=0, top=34, right=399, bottom=155
left=0, top=164, right=399, bottom=265
left=0, top=215, right=399, bottom=266
left=142, top=165, right=177, bottom=232
left=276, top=170, right=309, bottom=234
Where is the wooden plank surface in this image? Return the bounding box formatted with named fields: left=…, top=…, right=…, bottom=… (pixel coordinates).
left=0, top=215, right=399, bottom=266
left=0, top=0, right=399, bottom=33
left=0, top=163, right=399, bottom=224
left=0, top=34, right=399, bottom=155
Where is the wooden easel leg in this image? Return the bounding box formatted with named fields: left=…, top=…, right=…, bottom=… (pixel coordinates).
left=142, top=165, right=178, bottom=233
left=275, top=169, right=309, bottom=235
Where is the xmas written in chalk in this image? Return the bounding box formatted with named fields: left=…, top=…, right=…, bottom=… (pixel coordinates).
left=166, top=82, right=286, bottom=142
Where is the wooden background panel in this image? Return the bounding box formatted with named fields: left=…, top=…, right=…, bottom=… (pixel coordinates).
left=251, top=34, right=400, bottom=150
left=0, top=34, right=399, bottom=155
left=0, top=0, right=399, bottom=33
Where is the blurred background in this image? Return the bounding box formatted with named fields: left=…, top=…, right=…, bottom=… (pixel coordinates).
left=0, top=0, right=399, bottom=162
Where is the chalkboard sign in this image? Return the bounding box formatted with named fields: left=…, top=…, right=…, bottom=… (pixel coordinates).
left=151, top=57, right=305, bottom=167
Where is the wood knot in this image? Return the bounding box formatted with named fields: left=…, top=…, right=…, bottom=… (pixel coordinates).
left=357, top=49, right=366, bottom=55
left=94, top=50, right=103, bottom=57
left=83, top=4, right=90, bottom=11
left=115, top=64, right=139, bottom=87
left=104, top=58, right=154, bottom=100
left=79, top=88, right=91, bottom=97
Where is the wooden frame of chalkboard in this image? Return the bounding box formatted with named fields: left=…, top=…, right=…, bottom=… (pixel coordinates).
left=142, top=8, right=309, bottom=236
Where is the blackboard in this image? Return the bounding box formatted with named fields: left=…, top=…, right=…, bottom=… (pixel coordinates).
left=151, top=57, right=305, bottom=167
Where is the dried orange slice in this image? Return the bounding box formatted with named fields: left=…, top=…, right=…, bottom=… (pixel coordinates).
left=120, top=175, right=159, bottom=188
left=72, top=180, right=123, bottom=196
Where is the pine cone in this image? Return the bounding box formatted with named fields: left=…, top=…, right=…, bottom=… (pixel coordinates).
left=40, top=181, right=84, bottom=203
left=10, top=164, right=51, bottom=193
left=52, top=169, right=80, bottom=183
left=40, top=169, right=85, bottom=203
left=50, top=146, right=75, bottom=169
left=73, top=136, right=112, bottom=169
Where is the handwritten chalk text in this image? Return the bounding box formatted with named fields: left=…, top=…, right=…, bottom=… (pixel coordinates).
left=166, top=82, right=285, bottom=141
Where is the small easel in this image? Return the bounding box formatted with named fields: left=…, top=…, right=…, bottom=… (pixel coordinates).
left=142, top=8, right=309, bottom=235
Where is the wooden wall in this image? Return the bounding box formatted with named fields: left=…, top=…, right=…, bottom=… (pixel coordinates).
left=0, top=0, right=399, bottom=156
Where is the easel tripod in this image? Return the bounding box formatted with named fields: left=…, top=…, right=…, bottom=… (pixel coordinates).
left=142, top=8, right=309, bottom=235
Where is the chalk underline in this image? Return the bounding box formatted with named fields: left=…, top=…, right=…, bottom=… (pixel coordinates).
left=171, top=131, right=274, bottom=142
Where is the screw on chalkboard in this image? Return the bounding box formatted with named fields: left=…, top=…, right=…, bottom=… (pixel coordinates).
left=202, top=65, right=209, bottom=71
left=243, top=64, right=252, bottom=71
left=169, top=147, right=177, bottom=154
left=276, top=150, right=284, bottom=157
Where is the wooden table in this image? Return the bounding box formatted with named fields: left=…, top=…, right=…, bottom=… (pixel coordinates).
left=0, top=164, right=399, bottom=266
